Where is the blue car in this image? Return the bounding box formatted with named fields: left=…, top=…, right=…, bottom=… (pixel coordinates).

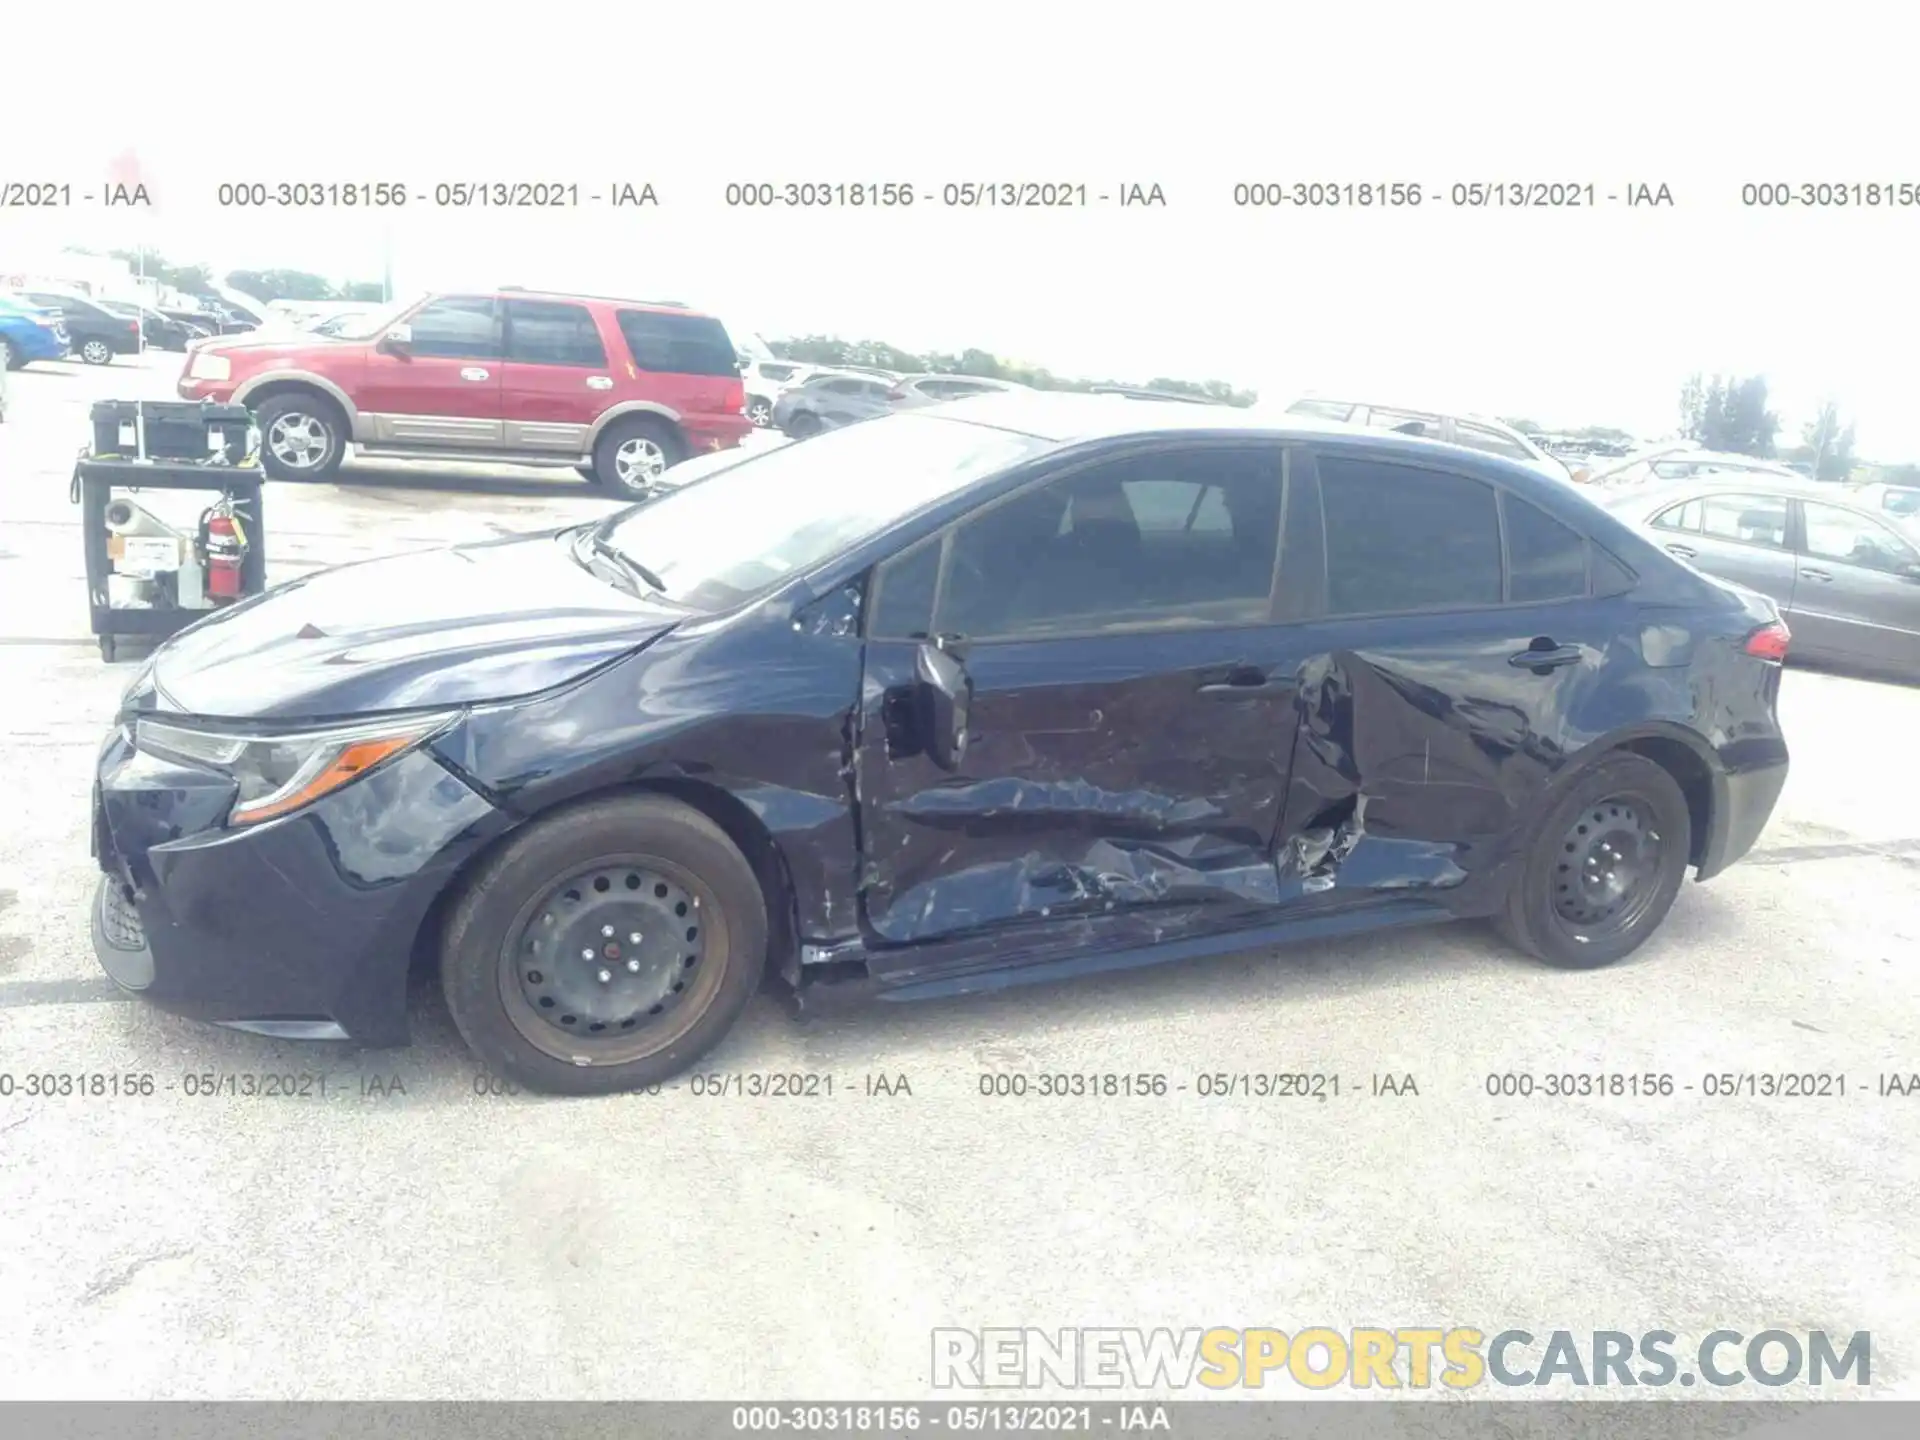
left=0, top=295, right=72, bottom=369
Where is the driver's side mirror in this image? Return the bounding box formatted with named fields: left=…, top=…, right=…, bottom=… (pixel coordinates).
left=915, top=640, right=972, bottom=771
left=377, top=322, right=413, bottom=355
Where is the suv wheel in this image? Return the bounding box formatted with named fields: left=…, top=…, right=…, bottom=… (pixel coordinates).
left=256, top=393, right=347, bottom=482
left=439, top=794, right=768, bottom=1095
left=593, top=415, right=685, bottom=498
left=79, top=339, right=114, bottom=366
left=1495, top=752, right=1692, bottom=969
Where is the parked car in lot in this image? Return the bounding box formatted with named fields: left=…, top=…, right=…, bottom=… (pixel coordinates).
left=176, top=289, right=752, bottom=494
left=1848, top=480, right=1920, bottom=521
left=1579, top=444, right=1806, bottom=490
left=96, top=299, right=198, bottom=352
left=1285, top=395, right=1574, bottom=483
left=161, top=305, right=244, bottom=338
left=1607, top=477, right=1920, bottom=680
left=12, top=289, right=141, bottom=364
left=741, top=357, right=824, bottom=426
left=89, top=394, right=1791, bottom=1094
left=886, top=374, right=1026, bottom=409
left=0, top=295, right=71, bottom=369
left=772, top=370, right=899, bottom=435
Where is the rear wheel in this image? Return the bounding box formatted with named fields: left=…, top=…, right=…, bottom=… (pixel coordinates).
left=784, top=409, right=822, bottom=439
left=440, top=794, right=768, bottom=1095
left=256, top=392, right=347, bottom=481
left=0, top=338, right=20, bottom=370
left=79, top=339, right=114, bottom=365
left=746, top=395, right=773, bottom=427
left=1495, top=752, right=1692, bottom=969
left=592, top=415, right=686, bottom=498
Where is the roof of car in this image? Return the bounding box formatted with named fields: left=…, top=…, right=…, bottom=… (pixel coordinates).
left=935, top=390, right=1537, bottom=470
left=487, top=288, right=715, bottom=315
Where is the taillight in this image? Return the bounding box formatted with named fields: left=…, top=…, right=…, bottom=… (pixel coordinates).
left=1743, top=621, right=1790, bottom=662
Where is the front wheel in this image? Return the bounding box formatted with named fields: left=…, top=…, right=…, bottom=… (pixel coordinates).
left=1495, top=752, right=1692, bottom=969
left=78, top=339, right=114, bottom=366
left=746, top=395, right=773, bottom=427
left=592, top=415, right=685, bottom=498
left=440, top=794, right=769, bottom=1095
left=784, top=409, right=822, bottom=439
left=0, top=338, right=20, bottom=370
left=255, top=393, right=347, bottom=481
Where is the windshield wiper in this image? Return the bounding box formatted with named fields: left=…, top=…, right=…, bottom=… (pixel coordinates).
left=582, top=531, right=669, bottom=595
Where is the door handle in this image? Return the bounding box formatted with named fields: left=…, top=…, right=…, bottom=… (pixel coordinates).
left=1508, top=642, right=1583, bottom=670
left=1664, top=543, right=1697, bottom=559
left=587, top=376, right=614, bottom=390
left=1801, top=568, right=1832, bottom=582
left=1197, top=667, right=1279, bottom=696
left=460, top=367, right=490, bottom=382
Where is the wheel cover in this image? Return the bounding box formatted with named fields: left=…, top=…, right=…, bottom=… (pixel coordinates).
left=1551, top=794, right=1665, bottom=938
left=267, top=412, right=330, bottom=469
left=83, top=340, right=110, bottom=362
left=747, top=398, right=771, bottom=425
left=613, top=435, right=666, bottom=488
left=498, top=856, right=724, bottom=1065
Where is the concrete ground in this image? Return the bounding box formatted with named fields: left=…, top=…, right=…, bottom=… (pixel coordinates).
left=0, top=353, right=1915, bottom=1407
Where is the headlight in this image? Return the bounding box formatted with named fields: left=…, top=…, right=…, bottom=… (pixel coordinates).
left=186, top=351, right=232, bottom=381
left=134, top=712, right=455, bottom=826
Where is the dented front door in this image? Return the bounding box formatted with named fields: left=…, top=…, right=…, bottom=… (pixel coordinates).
left=853, top=626, right=1309, bottom=948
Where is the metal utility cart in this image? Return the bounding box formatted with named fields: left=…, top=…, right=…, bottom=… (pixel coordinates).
left=73, top=400, right=268, bottom=662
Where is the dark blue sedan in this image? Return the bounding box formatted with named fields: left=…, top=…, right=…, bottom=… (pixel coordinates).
left=90, top=393, right=1791, bottom=1093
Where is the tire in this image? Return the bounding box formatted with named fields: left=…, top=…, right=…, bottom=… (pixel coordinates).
left=784, top=409, right=822, bottom=439
left=255, top=392, right=347, bottom=482
left=440, top=793, right=768, bottom=1095
left=746, top=395, right=773, bottom=427
left=98, top=634, right=118, bottom=662
left=0, top=338, right=20, bottom=370
left=591, top=415, right=686, bottom=498
left=79, top=339, right=114, bottom=366
left=1494, top=752, right=1692, bottom=969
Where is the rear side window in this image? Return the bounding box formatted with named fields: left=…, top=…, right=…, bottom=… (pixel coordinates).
left=1318, top=456, right=1502, bottom=614
left=505, top=300, right=607, bottom=367
left=1502, top=493, right=1588, bottom=602
left=616, top=309, right=739, bottom=376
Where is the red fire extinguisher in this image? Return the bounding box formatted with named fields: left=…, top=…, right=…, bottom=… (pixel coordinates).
left=200, top=497, right=249, bottom=600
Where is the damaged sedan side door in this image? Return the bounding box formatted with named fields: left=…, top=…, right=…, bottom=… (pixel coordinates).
left=850, top=440, right=1324, bottom=963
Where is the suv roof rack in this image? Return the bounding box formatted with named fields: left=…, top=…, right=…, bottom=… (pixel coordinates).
left=498, top=286, right=688, bottom=308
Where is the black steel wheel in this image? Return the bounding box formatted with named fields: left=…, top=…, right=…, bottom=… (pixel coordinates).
left=1495, top=752, right=1692, bottom=969
left=440, top=794, right=767, bottom=1094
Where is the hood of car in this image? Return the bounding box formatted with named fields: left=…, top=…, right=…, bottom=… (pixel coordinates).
left=144, top=530, right=683, bottom=722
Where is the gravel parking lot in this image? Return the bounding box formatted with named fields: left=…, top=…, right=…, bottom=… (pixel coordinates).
left=0, top=353, right=1916, bottom=1406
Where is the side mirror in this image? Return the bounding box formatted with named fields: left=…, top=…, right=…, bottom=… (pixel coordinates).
left=378, top=322, right=413, bottom=355
left=915, top=640, right=972, bottom=771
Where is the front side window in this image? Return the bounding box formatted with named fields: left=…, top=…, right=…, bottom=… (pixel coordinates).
left=596, top=411, right=1048, bottom=613
left=927, top=447, right=1285, bottom=640
left=505, top=300, right=607, bottom=367
left=1801, top=502, right=1918, bottom=574
left=405, top=296, right=503, bottom=359
left=1698, top=494, right=1788, bottom=549
left=1319, top=456, right=1502, bottom=614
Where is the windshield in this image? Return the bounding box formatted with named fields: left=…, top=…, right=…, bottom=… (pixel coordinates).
left=595, top=413, right=1049, bottom=611
left=327, top=300, right=411, bottom=339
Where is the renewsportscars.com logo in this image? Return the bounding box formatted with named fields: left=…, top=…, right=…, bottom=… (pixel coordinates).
left=931, top=1327, right=1872, bottom=1391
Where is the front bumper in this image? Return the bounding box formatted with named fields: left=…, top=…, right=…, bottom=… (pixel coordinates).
left=90, top=723, right=511, bottom=1045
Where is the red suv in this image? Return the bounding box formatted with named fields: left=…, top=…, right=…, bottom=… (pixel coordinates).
left=178, top=289, right=752, bottom=495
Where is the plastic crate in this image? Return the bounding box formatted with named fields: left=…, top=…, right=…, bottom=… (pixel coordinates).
left=90, top=400, right=256, bottom=466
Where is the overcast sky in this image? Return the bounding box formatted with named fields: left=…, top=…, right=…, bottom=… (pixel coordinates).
left=7, top=1, right=1915, bottom=454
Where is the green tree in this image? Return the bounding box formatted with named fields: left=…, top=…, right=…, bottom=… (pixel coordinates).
left=107, top=247, right=213, bottom=294
left=1800, top=400, right=1856, bottom=482
left=226, top=269, right=338, bottom=302
left=1679, top=372, right=1778, bottom=455
left=341, top=281, right=387, bottom=303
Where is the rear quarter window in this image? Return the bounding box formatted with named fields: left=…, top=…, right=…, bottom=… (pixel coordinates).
left=616, top=310, right=739, bottom=376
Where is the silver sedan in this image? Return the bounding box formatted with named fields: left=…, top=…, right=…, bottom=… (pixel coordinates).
left=1605, top=477, right=1920, bottom=681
